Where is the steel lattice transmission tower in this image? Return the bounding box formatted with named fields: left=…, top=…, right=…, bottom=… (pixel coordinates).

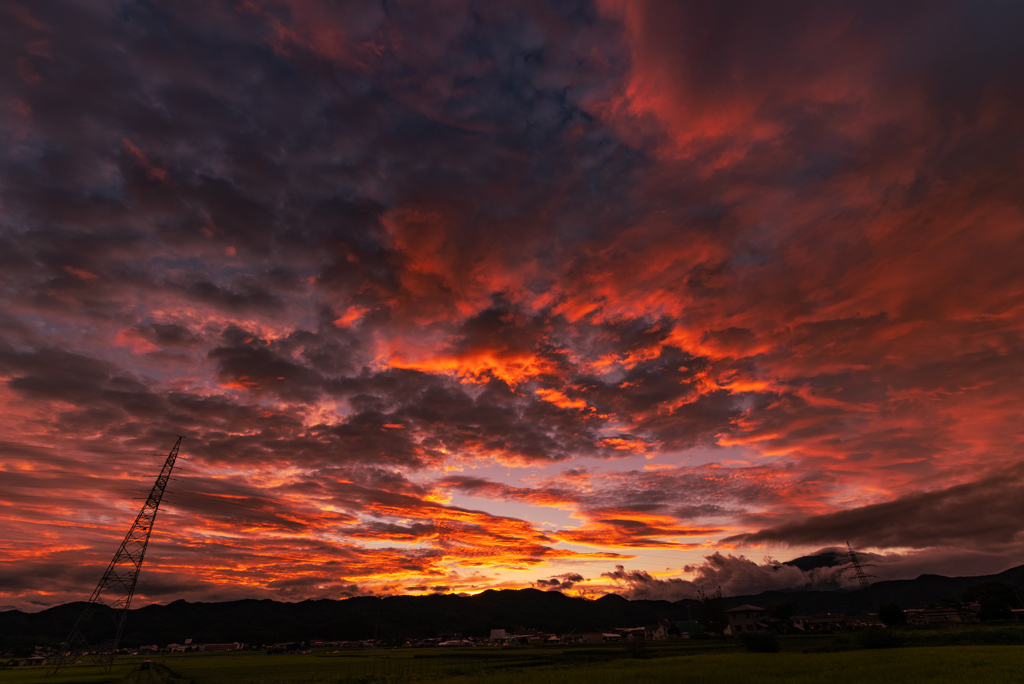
left=48, top=436, right=183, bottom=676
left=845, top=541, right=874, bottom=591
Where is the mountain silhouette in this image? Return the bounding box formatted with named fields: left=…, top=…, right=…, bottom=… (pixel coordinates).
left=2, top=565, right=1021, bottom=649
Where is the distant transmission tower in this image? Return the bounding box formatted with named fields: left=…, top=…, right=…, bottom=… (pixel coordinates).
left=48, top=436, right=183, bottom=676
left=845, top=541, right=874, bottom=591
left=843, top=540, right=876, bottom=614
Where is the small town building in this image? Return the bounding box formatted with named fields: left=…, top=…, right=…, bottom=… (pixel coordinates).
left=725, top=605, right=766, bottom=634
left=438, top=639, right=474, bottom=647
left=198, top=642, right=242, bottom=652
left=615, top=626, right=648, bottom=640
left=845, top=614, right=885, bottom=628
left=792, top=614, right=846, bottom=632
left=17, top=656, right=48, bottom=667
left=577, top=632, right=606, bottom=643
left=644, top=623, right=669, bottom=640
left=904, top=607, right=977, bottom=625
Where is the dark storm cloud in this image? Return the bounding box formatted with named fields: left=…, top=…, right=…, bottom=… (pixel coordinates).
left=134, top=322, right=203, bottom=348
left=0, top=555, right=105, bottom=593
left=0, top=0, right=638, bottom=327
left=447, top=301, right=574, bottom=377
left=725, top=465, right=1024, bottom=549
left=0, top=1, right=387, bottom=315
left=0, top=344, right=118, bottom=402
left=328, top=362, right=615, bottom=464
left=180, top=277, right=284, bottom=313
left=534, top=573, right=586, bottom=590
left=1, top=0, right=629, bottom=328
left=209, top=327, right=327, bottom=400
left=601, top=550, right=861, bottom=600
left=0, top=339, right=418, bottom=467
left=0, top=326, right=632, bottom=469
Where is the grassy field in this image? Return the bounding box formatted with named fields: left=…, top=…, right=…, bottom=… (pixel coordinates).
left=2, top=639, right=1022, bottom=684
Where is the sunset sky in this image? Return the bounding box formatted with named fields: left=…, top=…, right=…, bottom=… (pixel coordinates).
left=2, top=0, right=1023, bottom=611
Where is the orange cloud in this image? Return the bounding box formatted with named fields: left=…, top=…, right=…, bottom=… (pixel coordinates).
left=556, top=509, right=719, bottom=549
left=389, top=349, right=558, bottom=387
left=535, top=387, right=589, bottom=411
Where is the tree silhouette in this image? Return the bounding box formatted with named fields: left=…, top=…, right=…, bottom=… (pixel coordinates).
left=768, top=601, right=795, bottom=623
left=878, top=603, right=907, bottom=627
left=696, top=588, right=727, bottom=637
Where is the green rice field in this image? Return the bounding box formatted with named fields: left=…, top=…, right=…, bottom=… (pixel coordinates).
left=2, top=638, right=1022, bottom=684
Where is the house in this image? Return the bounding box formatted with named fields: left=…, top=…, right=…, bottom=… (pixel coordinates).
left=16, top=655, right=47, bottom=667
left=644, top=623, right=669, bottom=640
left=489, top=629, right=507, bottom=640
left=438, top=639, right=474, bottom=647
left=725, top=605, right=766, bottom=634
left=615, top=627, right=648, bottom=640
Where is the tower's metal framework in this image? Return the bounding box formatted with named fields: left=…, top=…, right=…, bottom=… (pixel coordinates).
left=845, top=541, right=874, bottom=591
left=844, top=541, right=878, bottom=614
left=48, top=436, right=183, bottom=675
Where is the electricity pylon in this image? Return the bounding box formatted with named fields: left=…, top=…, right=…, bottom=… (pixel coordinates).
left=845, top=541, right=876, bottom=612
left=48, top=436, right=183, bottom=675
left=846, top=541, right=874, bottom=590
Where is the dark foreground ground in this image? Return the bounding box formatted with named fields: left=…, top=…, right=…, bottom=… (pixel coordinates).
left=3, top=628, right=1023, bottom=684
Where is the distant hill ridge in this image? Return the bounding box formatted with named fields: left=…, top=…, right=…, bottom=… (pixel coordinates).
left=2, top=564, right=1021, bottom=648
left=781, top=550, right=849, bottom=571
